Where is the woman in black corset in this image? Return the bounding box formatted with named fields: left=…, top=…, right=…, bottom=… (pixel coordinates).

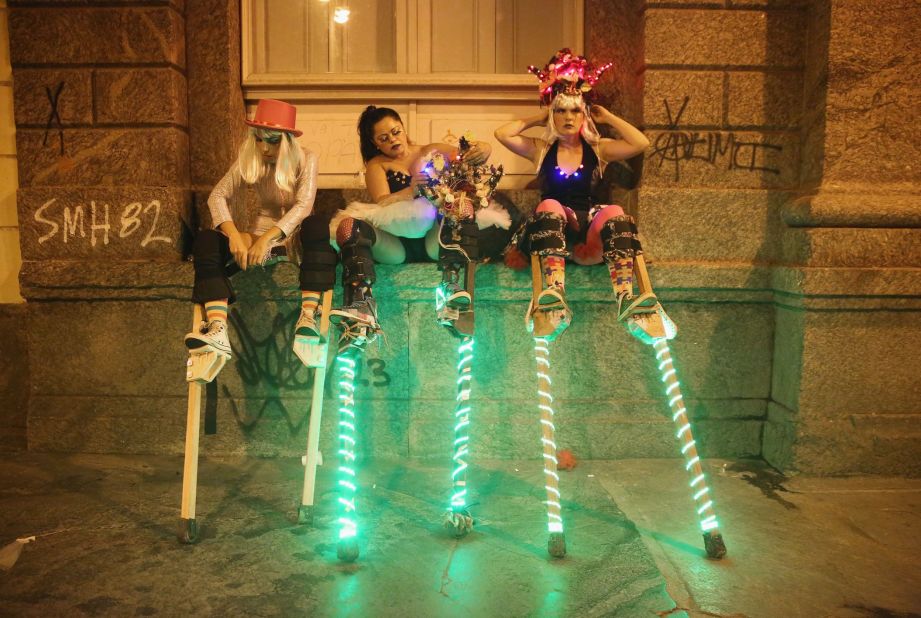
left=495, top=49, right=658, bottom=339
left=328, top=105, right=508, bottom=344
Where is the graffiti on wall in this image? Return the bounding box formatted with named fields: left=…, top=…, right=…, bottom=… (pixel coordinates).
left=43, top=82, right=66, bottom=156
left=650, top=96, right=784, bottom=181
left=230, top=308, right=391, bottom=391
left=33, top=198, right=172, bottom=247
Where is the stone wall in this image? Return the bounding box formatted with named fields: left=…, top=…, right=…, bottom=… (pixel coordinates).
left=767, top=0, right=921, bottom=475
left=10, top=0, right=191, bottom=264
left=8, top=0, right=921, bottom=474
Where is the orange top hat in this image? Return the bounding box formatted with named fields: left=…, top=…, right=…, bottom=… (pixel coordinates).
left=245, top=99, right=302, bottom=137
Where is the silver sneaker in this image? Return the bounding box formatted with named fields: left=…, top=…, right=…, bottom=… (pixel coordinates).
left=330, top=298, right=382, bottom=349
left=184, top=319, right=231, bottom=355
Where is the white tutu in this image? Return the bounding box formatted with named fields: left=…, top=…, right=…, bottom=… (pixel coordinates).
left=329, top=197, right=437, bottom=241
left=328, top=196, right=512, bottom=246
left=475, top=200, right=512, bottom=230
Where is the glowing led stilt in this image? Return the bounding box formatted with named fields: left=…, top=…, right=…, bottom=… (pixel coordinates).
left=534, top=336, right=566, bottom=558
left=444, top=336, right=475, bottom=536
left=653, top=338, right=727, bottom=559
left=335, top=348, right=360, bottom=562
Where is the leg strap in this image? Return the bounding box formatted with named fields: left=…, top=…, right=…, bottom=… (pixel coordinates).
left=338, top=219, right=376, bottom=287
left=439, top=219, right=479, bottom=270
left=526, top=211, right=569, bottom=258
left=299, top=216, right=338, bottom=291
left=600, top=215, right=643, bottom=261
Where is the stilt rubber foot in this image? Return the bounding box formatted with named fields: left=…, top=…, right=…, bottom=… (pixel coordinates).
left=337, top=538, right=360, bottom=562
left=704, top=531, right=727, bottom=559
left=443, top=509, right=474, bottom=538
left=178, top=518, right=198, bottom=544
left=297, top=505, right=314, bottom=525
left=548, top=532, right=566, bottom=558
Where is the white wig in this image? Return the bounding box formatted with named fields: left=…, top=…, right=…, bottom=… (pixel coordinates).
left=537, top=91, right=606, bottom=175
left=237, top=128, right=305, bottom=194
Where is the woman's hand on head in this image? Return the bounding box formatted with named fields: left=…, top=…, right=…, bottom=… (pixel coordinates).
left=589, top=104, right=614, bottom=125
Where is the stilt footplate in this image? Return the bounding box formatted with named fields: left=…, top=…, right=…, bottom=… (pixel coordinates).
left=548, top=532, right=567, bottom=558
left=443, top=509, right=474, bottom=538
left=337, top=538, right=360, bottom=562
left=704, top=531, right=727, bottom=559
left=297, top=505, right=314, bottom=525
left=177, top=518, right=198, bottom=544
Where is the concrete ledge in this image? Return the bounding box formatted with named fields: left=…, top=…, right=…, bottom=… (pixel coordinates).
left=20, top=259, right=921, bottom=309
left=783, top=188, right=921, bottom=228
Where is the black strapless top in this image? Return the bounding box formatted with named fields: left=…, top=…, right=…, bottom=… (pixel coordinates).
left=385, top=169, right=412, bottom=194
left=538, top=137, right=599, bottom=212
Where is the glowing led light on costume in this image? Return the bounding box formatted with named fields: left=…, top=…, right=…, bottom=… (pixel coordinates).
left=435, top=285, right=447, bottom=310
left=450, top=336, right=474, bottom=510
left=534, top=337, right=564, bottom=535
left=653, top=338, right=722, bottom=535
left=335, top=351, right=358, bottom=541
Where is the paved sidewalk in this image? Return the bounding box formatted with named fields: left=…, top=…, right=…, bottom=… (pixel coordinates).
left=0, top=454, right=919, bottom=617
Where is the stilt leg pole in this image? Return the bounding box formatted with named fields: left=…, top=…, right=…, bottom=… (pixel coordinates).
left=334, top=345, right=360, bottom=562
left=652, top=338, right=727, bottom=559
left=534, top=337, right=566, bottom=558
left=179, top=376, right=202, bottom=543
left=178, top=305, right=228, bottom=543
left=298, top=290, right=334, bottom=524
left=445, top=336, right=474, bottom=536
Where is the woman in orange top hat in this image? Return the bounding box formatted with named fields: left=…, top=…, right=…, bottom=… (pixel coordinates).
left=184, top=98, right=333, bottom=356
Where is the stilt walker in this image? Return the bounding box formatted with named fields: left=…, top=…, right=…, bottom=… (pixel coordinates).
left=178, top=305, right=228, bottom=543
left=327, top=217, right=382, bottom=562
left=495, top=49, right=728, bottom=559
left=417, top=143, right=504, bottom=537
left=177, top=98, right=324, bottom=543
left=441, top=254, right=477, bottom=536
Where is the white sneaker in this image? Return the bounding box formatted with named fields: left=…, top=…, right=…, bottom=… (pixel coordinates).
left=184, top=319, right=231, bottom=355
left=295, top=310, right=320, bottom=338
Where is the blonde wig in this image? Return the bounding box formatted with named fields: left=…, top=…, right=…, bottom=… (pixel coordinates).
left=537, top=92, right=605, bottom=175
left=237, top=127, right=305, bottom=194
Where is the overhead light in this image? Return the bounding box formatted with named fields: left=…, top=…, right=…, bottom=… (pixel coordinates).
left=333, top=7, right=350, bottom=23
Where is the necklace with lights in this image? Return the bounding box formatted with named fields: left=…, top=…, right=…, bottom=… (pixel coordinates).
left=555, top=163, right=584, bottom=179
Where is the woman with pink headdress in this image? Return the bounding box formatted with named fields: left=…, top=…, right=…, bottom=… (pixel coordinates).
left=495, top=48, right=671, bottom=341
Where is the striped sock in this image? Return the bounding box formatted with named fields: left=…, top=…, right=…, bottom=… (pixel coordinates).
left=606, top=256, right=634, bottom=297
left=205, top=300, right=228, bottom=323
left=541, top=255, right=566, bottom=292
left=300, top=290, right=321, bottom=315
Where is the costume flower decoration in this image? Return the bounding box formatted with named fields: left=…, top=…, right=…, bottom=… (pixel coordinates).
left=528, top=48, right=613, bottom=107
left=416, top=133, right=504, bottom=225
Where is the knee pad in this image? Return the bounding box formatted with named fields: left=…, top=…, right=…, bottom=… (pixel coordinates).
left=337, top=218, right=376, bottom=286
left=526, top=211, right=569, bottom=257
left=299, top=218, right=337, bottom=291
left=439, top=219, right=480, bottom=270
left=192, top=228, right=224, bottom=260
left=600, top=215, right=643, bottom=260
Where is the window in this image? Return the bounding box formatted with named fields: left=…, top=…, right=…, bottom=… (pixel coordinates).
left=243, top=0, right=584, bottom=186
